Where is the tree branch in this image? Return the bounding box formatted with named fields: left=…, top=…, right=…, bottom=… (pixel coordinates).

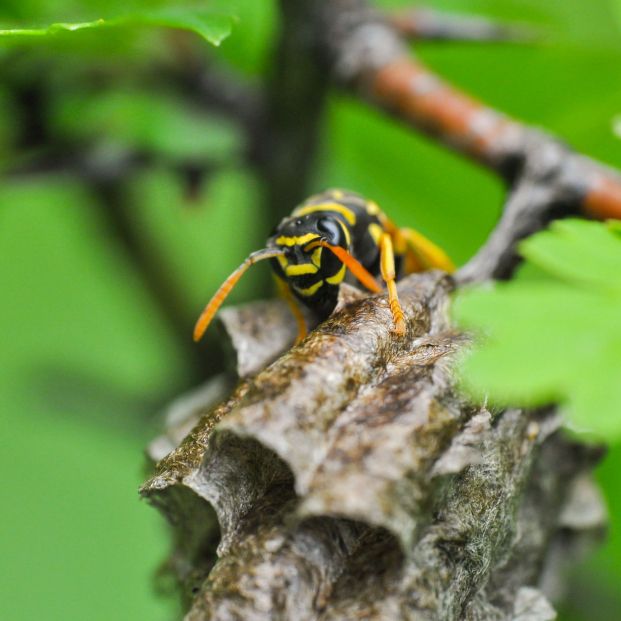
left=92, top=178, right=224, bottom=381
left=257, top=0, right=331, bottom=222
left=388, top=7, right=534, bottom=43
left=314, top=0, right=621, bottom=280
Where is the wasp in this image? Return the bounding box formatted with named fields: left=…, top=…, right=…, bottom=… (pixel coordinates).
left=193, top=189, right=454, bottom=343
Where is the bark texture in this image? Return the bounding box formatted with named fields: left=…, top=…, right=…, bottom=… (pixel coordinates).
left=142, top=273, right=605, bottom=620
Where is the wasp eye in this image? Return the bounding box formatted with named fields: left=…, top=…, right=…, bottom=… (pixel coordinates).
left=317, top=217, right=342, bottom=244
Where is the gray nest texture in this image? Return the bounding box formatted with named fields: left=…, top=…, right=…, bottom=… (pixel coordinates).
left=142, top=272, right=605, bottom=621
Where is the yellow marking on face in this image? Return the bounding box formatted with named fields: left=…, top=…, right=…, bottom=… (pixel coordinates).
left=277, top=255, right=288, bottom=270
left=285, top=263, right=319, bottom=276
left=336, top=219, right=351, bottom=246
left=366, top=201, right=381, bottom=215
left=326, top=263, right=346, bottom=285
left=331, top=189, right=345, bottom=199
left=311, top=247, right=322, bottom=267
left=293, top=280, right=324, bottom=297
left=276, top=233, right=320, bottom=247
left=368, top=223, right=384, bottom=245
left=293, top=202, right=356, bottom=226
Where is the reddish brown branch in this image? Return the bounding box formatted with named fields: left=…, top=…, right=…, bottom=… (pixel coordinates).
left=316, top=0, right=621, bottom=279
left=583, top=172, right=621, bottom=220
left=370, top=57, right=514, bottom=166
left=369, top=56, right=621, bottom=223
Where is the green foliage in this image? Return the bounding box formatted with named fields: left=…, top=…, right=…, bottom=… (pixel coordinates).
left=52, top=89, right=244, bottom=163
left=2, top=1, right=621, bottom=621
left=214, top=0, right=277, bottom=75
left=454, top=219, right=621, bottom=439
left=0, top=6, right=235, bottom=46
left=0, top=180, right=188, bottom=621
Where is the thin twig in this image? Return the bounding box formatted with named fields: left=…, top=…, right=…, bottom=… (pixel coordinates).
left=388, top=7, right=536, bottom=43
left=163, top=56, right=265, bottom=152
left=91, top=177, right=224, bottom=382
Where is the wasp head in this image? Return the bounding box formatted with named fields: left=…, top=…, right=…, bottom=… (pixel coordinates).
left=268, top=214, right=350, bottom=279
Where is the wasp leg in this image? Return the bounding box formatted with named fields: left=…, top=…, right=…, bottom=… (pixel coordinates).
left=379, top=233, right=407, bottom=336
left=274, top=276, right=308, bottom=344
left=398, top=227, right=455, bottom=274
left=377, top=212, right=454, bottom=274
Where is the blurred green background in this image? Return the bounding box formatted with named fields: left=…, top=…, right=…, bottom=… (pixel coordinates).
left=1, top=0, right=620, bottom=619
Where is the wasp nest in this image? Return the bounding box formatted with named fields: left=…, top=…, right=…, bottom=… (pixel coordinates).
left=142, top=272, right=605, bottom=621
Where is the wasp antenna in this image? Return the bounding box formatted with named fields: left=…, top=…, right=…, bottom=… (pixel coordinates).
left=193, top=248, right=284, bottom=342
left=316, top=241, right=382, bottom=293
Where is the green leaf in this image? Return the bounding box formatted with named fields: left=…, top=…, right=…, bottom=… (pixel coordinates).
left=518, top=219, right=621, bottom=293
left=453, top=218, right=621, bottom=440
left=0, top=7, right=235, bottom=46
left=125, top=7, right=235, bottom=46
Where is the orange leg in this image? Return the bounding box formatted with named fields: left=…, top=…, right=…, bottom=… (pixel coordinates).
left=274, top=276, right=308, bottom=344
left=306, top=240, right=382, bottom=293
left=379, top=233, right=406, bottom=336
